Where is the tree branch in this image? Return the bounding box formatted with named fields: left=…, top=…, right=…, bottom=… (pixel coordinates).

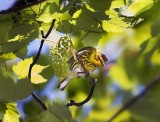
left=28, top=19, right=55, bottom=110
left=0, top=0, right=46, bottom=14
left=106, top=75, right=160, bottom=122
left=31, top=92, right=47, bottom=110
left=66, top=82, right=96, bottom=107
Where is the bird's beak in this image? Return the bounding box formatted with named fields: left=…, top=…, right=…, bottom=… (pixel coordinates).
left=98, top=56, right=105, bottom=66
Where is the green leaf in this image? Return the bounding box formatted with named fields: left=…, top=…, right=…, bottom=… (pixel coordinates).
left=12, top=57, right=48, bottom=84
left=56, top=20, right=73, bottom=34
left=90, top=0, right=112, bottom=12
left=48, top=102, right=73, bottom=121
left=3, top=102, right=19, bottom=122
left=109, top=63, right=136, bottom=90
left=136, top=37, right=160, bottom=65
left=37, top=1, right=61, bottom=23
left=82, top=31, right=102, bottom=47
left=72, top=9, right=97, bottom=32
left=1, top=23, right=39, bottom=53
left=60, top=0, right=77, bottom=13
left=9, top=23, right=38, bottom=42
left=25, top=111, right=61, bottom=122
left=71, top=6, right=109, bottom=33
left=0, top=101, right=6, bottom=120
left=49, top=1, right=60, bottom=14
left=56, top=13, right=73, bottom=33
left=102, top=17, right=130, bottom=32
left=0, top=70, right=33, bottom=101
left=25, top=103, right=76, bottom=122
left=15, top=47, right=27, bottom=59
left=0, top=53, right=16, bottom=64
left=151, top=17, right=160, bottom=37
left=0, top=15, right=12, bottom=44
left=127, top=0, right=154, bottom=16
left=110, top=0, right=125, bottom=9
left=12, top=58, right=32, bottom=79
left=130, top=96, right=160, bottom=122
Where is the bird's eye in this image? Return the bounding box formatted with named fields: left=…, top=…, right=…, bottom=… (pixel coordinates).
left=101, top=54, right=108, bottom=62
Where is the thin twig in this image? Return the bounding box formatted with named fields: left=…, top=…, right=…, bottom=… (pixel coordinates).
left=106, top=75, right=160, bottom=122
left=66, top=48, right=97, bottom=107
left=0, top=0, right=46, bottom=14
left=28, top=19, right=55, bottom=80
left=31, top=92, right=47, bottom=110
left=66, top=82, right=96, bottom=107
left=28, top=19, right=55, bottom=110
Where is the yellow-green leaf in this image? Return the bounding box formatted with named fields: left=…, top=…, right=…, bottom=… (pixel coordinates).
left=110, top=0, right=125, bottom=9
left=12, top=57, right=48, bottom=84
left=127, top=0, right=154, bottom=16
left=3, top=102, right=19, bottom=122
left=0, top=53, right=16, bottom=62
left=109, top=63, right=135, bottom=90
left=31, top=64, right=48, bottom=84
left=12, top=58, right=32, bottom=79
left=102, top=17, right=130, bottom=32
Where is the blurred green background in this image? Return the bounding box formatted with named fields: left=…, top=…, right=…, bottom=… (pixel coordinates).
left=0, top=0, right=160, bottom=122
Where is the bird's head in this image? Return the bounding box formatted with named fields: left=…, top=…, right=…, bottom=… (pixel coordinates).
left=97, top=50, right=108, bottom=66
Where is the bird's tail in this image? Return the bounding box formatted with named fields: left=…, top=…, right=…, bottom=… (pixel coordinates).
left=57, top=75, right=72, bottom=91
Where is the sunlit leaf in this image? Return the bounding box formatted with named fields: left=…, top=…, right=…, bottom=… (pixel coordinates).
left=109, top=63, right=136, bottom=90
left=102, top=17, right=130, bottom=32
left=106, top=10, right=119, bottom=18
left=12, top=58, right=32, bottom=79
left=127, top=0, right=154, bottom=16
left=110, top=0, right=125, bottom=9
left=151, top=49, right=160, bottom=65
left=0, top=53, right=16, bottom=63
left=12, top=57, right=48, bottom=84
left=3, top=102, right=19, bottom=122
left=37, top=1, right=61, bottom=23
left=31, top=65, right=48, bottom=84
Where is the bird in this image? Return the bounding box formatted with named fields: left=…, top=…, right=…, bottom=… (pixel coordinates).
left=57, top=46, right=108, bottom=91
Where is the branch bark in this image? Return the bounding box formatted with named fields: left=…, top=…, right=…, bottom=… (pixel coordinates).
left=28, top=19, right=55, bottom=110
left=0, top=0, right=46, bottom=14
left=106, top=75, right=160, bottom=122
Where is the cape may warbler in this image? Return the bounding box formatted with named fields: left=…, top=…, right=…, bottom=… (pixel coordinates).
left=58, top=46, right=108, bottom=90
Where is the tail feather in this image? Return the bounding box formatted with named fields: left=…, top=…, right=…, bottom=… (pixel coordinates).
left=57, top=76, right=72, bottom=91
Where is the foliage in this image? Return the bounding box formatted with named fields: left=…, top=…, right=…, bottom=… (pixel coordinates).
left=50, top=35, right=73, bottom=81
left=0, top=0, right=160, bottom=122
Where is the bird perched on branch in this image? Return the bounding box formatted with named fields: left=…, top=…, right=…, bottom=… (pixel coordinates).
left=58, top=46, right=108, bottom=90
